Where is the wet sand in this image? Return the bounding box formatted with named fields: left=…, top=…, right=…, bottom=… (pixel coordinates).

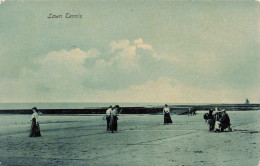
left=0, top=111, right=259, bottom=166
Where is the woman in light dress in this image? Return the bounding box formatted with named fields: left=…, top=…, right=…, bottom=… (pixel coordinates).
left=29, top=107, right=41, bottom=137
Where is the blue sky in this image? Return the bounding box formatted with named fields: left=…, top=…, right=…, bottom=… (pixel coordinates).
left=0, top=0, right=259, bottom=103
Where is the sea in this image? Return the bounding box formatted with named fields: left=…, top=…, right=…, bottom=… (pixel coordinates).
left=0, top=102, right=206, bottom=110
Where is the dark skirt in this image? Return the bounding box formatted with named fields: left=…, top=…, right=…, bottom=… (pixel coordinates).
left=110, top=116, right=118, bottom=132
left=164, top=113, right=173, bottom=124
left=106, top=116, right=111, bottom=130
left=29, top=118, right=41, bottom=137
left=208, top=119, right=215, bottom=131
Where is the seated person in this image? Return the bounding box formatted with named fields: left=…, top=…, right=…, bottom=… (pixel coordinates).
left=219, top=111, right=232, bottom=132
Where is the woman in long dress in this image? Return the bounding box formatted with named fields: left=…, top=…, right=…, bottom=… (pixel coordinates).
left=163, top=104, right=172, bottom=125
left=110, top=105, right=119, bottom=133
left=29, top=107, right=41, bottom=137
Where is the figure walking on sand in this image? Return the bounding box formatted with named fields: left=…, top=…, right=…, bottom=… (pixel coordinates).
left=163, top=104, right=172, bottom=125
left=110, top=105, right=120, bottom=133
left=29, top=107, right=41, bottom=137
left=105, top=106, right=112, bottom=131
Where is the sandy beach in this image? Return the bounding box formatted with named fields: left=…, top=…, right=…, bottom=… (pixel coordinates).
left=0, top=111, right=259, bottom=166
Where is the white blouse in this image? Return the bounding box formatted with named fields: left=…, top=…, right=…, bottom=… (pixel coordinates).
left=163, top=107, right=170, bottom=114
left=111, top=109, right=118, bottom=116
left=106, top=108, right=112, bottom=116
left=31, top=112, right=39, bottom=123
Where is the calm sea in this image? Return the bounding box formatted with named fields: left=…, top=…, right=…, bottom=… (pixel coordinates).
left=0, top=102, right=204, bottom=110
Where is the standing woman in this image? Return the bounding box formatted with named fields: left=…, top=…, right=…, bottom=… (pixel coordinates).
left=110, top=105, right=120, bottom=133
left=29, top=107, right=41, bottom=137
left=163, top=104, right=172, bottom=125
left=105, top=105, right=112, bottom=131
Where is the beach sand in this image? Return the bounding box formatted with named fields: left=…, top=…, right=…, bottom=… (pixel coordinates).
left=0, top=111, right=259, bottom=166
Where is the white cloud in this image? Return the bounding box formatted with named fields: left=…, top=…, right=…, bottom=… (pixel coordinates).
left=0, top=39, right=259, bottom=103
left=110, top=40, right=131, bottom=52
left=44, top=48, right=97, bottom=64
left=110, top=39, right=139, bottom=70
left=134, top=38, right=153, bottom=50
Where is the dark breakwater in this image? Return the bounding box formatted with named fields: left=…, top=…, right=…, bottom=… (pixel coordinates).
left=0, top=104, right=259, bottom=115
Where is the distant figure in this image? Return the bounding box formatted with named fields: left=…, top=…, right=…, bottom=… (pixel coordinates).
left=29, top=107, right=41, bottom=137
left=188, top=107, right=191, bottom=116
left=245, top=98, right=250, bottom=104
left=110, top=105, right=120, bottom=133
left=192, top=108, right=196, bottom=116
left=218, top=111, right=232, bottom=132
left=188, top=107, right=196, bottom=116
left=163, top=104, right=172, bottom=125
left=105, top=106, right=112, bottom=131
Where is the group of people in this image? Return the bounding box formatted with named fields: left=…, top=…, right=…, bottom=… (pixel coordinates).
left=105, top=105, right=121, bottom=133
left=188, top=107, right=196, bottom=116
left=29, top=104, right=232, bottom=137
left=204, top=108, right=232, bottom=132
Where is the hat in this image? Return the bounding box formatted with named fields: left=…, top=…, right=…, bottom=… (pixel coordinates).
left=32, top=107, right=38, bottom=112
left=165, top=104, right=168, bottom=106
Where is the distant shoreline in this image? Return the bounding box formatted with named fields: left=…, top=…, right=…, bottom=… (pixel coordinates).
left=0, top=104, right=259, bottom=114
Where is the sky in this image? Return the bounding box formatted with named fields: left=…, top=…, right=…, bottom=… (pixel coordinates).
left=0, top=0, right=259, bottom=103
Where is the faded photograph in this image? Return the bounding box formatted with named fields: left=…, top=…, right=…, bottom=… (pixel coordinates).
left=0, top=0, right=259, bottom=166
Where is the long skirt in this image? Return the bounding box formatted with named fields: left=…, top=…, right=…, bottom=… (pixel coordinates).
left=164, top=113, right=173, bottom=124
left=29, top=118, right=41, bottom=137
left=106, top=116, right=111, bottom=130
left=207, top=119, right=215, bottom=131
left=220, top=122, right=231, bottom=131
left=214, top=121, right=221, bottom=131
left=110, top=116, right=118, bottom=132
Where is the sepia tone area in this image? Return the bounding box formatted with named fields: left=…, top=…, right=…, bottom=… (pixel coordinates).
left=0, top=111, right=259, bottom=166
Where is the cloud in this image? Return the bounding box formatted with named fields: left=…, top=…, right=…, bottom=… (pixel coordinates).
left=0, top=38, right=259, bottom=103
left=110, top=39, right=139, bottom=69
left=44, top=48, right=98, bottom=64
left=134, top=38, right=153, bottom=50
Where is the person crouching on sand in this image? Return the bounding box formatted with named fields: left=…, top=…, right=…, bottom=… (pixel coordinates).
left=218, top=110, right=232, bottom=132
left=163, top=104, right=172, bottom=125
left=110, top=105, right=120, bottom=133
left=106, top=105, right=112, bottom=131
left=29, top=107, right=41, bottom=137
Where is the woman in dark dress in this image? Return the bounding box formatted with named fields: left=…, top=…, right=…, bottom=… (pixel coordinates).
left=110, top=105, right=120, bottom=133
left=163, top=104, right=173, bottom=125
left=29, top=107, right=41, bottom=137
